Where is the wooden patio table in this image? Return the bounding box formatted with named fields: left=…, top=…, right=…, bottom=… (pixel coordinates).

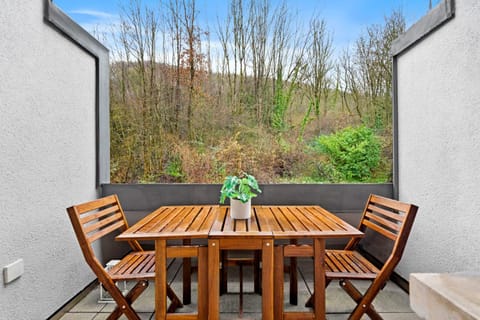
left=116, top=205, right=217, bottom=320
left=118, top=204, right=362, bottom=320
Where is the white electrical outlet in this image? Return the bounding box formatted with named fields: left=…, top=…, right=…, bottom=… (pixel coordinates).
left=3, top=259, right=24, bottom=284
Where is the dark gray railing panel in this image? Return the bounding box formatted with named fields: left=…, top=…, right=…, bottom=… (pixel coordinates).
left=102, top=183, right=393, bottom=212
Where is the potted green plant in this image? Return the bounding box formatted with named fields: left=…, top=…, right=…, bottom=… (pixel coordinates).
left=219, top=172, right=262, bottom=219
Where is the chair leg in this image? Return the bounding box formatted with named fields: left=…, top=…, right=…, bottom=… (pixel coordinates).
left=254, top=250, right=261, bottom=294
left=239, top=263, right=244, bottom=317
left=221, top=250, right=261, bottom=295
left=289, top=256, right=298, bottom=305
left=340, top=280, right=382, bottom=320
left=108, top=280, right=148, bottom=320
left=220, top=250, right=228, bottom=294
left=167, top=284, right=183, bottom=313
left=305, top=278, right=332, bottom=308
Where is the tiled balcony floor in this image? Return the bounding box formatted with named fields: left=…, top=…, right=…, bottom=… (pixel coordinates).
left=55, top=259, right=420, bottom=320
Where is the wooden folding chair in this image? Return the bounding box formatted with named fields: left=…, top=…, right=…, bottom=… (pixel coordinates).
left=307, top=194, right=418, bottom=320
left=67, top=194, right=182, bottom=320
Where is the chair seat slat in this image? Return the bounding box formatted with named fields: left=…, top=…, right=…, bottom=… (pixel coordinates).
left=127, top=254, right=154, bottom=275
left=326, top=251, right=347, bottom=272
left=332, top=252, right=358, bottom=273
left=325, top=250, right=379, bottom=279
left=340, top=253, right=367, bottom=274
left=324, top=254, right=341, bottom=272
left=138, top=255, right=156, bottom=274
left=350, top=252, right=377, bottom=273
left=119, top=254, right=143, bottom=275
left=109, top=252, right=156, bottom=279
left=325, top=271, right=377, bottom=280
left=131, top=253, right=153, bottom=274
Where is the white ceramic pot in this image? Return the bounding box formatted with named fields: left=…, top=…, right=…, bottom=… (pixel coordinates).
left=230, top=198, right=251, bottom=219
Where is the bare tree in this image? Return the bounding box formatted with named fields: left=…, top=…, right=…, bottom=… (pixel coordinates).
left=166, top=0, right=183, bottom=134
left=269, top=3, right=308, bottom=131
left=339, top=10, right=405, bottom=127
left=300, top=17, right=334, bottom=136
left=248, top=0, right=269, bottom=119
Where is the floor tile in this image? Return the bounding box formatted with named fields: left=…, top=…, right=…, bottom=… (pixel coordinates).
left=93, top=312, right=153, bottom=320
left=379, top=313, right=422, bottom=320
left=100, top=283, right=155, bottom=313
left=219, top=312, right=262, bottom=319
left=59, top=313, right=97, bottom=320
left=68, top=289, right=107, bottom=313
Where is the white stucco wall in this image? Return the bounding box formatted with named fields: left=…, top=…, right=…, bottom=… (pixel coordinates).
left=397, top=0, right=480, bottom=278
left=0, top=1, right=99, bottom=318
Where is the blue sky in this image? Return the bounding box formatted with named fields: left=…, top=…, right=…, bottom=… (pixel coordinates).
left=53, top=0, right=437, bottom=56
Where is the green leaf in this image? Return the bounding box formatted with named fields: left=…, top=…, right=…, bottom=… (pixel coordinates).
left=219, top=173, right=261, bottom=204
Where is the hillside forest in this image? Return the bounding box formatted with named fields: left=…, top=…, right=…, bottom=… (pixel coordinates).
left=106, top=0, right=406, bottom=183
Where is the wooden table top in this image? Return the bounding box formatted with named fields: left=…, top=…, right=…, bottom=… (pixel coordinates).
left=255, top=205, right=363, bottom=239
left=209, top=206, right=272, bottom=238
left=117, top=204, right=362, bottom=241
left=116, top=205, right=218, bottom=241
left=210, top=205, right=362, bottom=239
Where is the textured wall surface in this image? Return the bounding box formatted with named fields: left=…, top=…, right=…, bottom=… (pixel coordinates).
left=0, top=1, right=98, bottom=318
left=396, top=0, right=480, bottom=278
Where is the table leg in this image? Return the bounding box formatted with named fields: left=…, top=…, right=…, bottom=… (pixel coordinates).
left=274, top=245, right=284, bottom=319
left=197, top=247, right=208, bottom=319
left=313, top=238, right=326, bottom=320
left=262, top=239, right=274, bottom=320
left=155, top=239, right=167, bottom=320
left=208, top=239, right=220, bottom=320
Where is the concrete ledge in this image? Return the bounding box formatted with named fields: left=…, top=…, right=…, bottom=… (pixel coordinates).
left=410, top=273, right=480, bottom=319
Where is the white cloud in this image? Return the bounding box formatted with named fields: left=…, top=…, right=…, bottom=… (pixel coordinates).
left=69, top=9, right=118, bottom=21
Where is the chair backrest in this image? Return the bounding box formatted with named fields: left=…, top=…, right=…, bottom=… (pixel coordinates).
left=66, top=194, right=143, bottom=272
left=347, top=194, right=418, bottom=270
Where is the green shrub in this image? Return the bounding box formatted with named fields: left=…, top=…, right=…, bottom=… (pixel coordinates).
left=314, top=126, right=381, bottom=182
